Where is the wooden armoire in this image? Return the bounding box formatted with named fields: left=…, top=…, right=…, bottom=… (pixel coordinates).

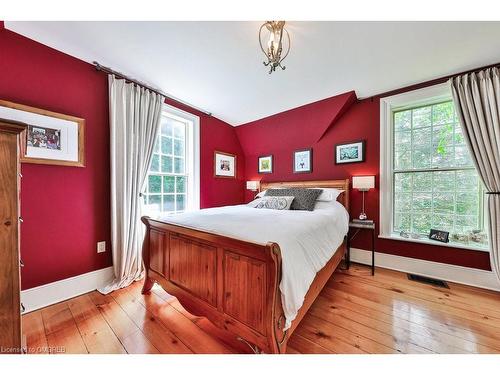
left=0, top=118, right=26, bottom=354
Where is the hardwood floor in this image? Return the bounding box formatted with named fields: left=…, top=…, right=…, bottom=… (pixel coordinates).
left=22, top=263, right=500, bottom=354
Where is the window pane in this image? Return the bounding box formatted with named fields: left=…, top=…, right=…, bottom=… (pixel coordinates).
left=456, top=192, right=478, bottom=215
left=176, top=194, right=186, bottom=211
left=456, top=170, right=479, bottom=191
left=174, top=138, right=184, bottom=157
left=432, top=146, right=454, bottom=168
left=161, top=136, right=173, bottom=155
left=148, top=175, right=161, bottom=193
left=161, top=155, right=173, bottom=173
left=412, top=106, right=431, bottom=128
left=412, top=127, right=431, bottom=148
left=162, top=121, right=173, bottom=137
left=148, top=194, right=161, bottom=210
left=162, top=194, right=175, bottom=212
left=433, top=193, right=454, bottom=213
left=394, top=110, right=411, bottom=131
left=412, top=212, right=432, bottom=235
left=412, top=193, right=432, bottom=210
left=433, top=171, right=455, bottom=191
left=394, top=147, right=411, bottom=170
left=174, top=122, right=185, bottom=139
left=432, top=102, right=454, bottom=125
left=154, top=138, right=160, bottom=153
left=394, top=173, right=412, bottom=192
left=412, top=172, right=432, bottom=192
left=455, top=145, right=473, bottom=167
left=395, top=130, right=411, bottom=146
left=163, top=176, right=175, bottom=193
left=395, top=192, right=412, bottom=211
left=176, top=176, right=186, bottom=193
left=174, top=157, right=184, bottom=174
left=150, top=154, right=160, bottom=172
left=412, top=147, right=431, bottom=168
left=432, top=214, right=454, bottom=232
left=394, top=212, right=411, bottom=232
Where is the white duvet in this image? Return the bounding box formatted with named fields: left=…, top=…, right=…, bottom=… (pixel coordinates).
left=155, top=201, right=349, bottom=330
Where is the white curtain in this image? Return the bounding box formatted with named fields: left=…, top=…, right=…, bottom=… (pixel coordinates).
left=99, top=75, right=165, bottom=294
left=449, top=68, right=500, bottom=282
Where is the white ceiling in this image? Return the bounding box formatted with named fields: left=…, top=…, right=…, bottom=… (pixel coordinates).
left=6, top=21, right=500, bottom=125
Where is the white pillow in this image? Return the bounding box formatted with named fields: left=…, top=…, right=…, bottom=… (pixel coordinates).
left=312, top=188, right=344, bottom=202
left=255, top=190, right=267, bottom=198
left=247, top=196, right=295, bottom=210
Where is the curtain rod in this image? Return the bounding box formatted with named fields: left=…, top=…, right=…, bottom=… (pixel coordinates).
left=93, top=61, right=212, bottom=116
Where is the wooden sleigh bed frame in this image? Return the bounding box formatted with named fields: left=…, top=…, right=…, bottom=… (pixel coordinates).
left=141, top=179, right=350, bottom=354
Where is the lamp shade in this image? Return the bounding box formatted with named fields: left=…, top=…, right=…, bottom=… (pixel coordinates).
left=352, top=176, right=375, bottom=191
left=246, top=181, right=260, bottom=191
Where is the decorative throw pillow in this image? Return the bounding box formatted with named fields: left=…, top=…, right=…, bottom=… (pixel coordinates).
left=265, top=188, right=323, bottom=211
left=247, top=196, right=295, bottom=210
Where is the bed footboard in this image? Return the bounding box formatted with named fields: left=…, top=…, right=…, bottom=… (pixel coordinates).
left=141, top=216, right=287, bottom=354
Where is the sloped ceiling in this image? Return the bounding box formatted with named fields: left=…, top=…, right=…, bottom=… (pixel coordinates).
left=5, top=21, right=500, bottom=125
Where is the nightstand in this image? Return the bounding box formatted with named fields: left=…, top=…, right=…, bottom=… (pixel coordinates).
left=346, top=221, right=376, bottom=275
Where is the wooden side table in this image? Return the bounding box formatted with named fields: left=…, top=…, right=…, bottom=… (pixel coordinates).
left=346, top=221, right=376, bottom=275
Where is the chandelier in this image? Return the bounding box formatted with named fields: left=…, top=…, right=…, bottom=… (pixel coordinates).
left=258, top=21, right=290, bottom=74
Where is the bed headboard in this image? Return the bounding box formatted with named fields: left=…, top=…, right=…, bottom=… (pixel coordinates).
left=260, top=179, right=350, bottom=211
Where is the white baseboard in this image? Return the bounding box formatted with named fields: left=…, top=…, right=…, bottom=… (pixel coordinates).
left=21, top=266, right=114, bottom=313
left=350, top=247, right=500, bottom=292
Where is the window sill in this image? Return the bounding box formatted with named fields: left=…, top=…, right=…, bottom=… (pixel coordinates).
left=378, top=234, right=490, bottom=253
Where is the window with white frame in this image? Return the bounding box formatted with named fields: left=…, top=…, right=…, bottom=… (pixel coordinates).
left=380, top=83, right=488, bottom=250
left=142, top=105, right=200, bottom=216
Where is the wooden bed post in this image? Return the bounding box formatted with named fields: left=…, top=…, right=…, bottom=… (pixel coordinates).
left=141, top=216, right=155, bottom=295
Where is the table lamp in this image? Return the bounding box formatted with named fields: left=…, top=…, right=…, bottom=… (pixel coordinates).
left=352, top=176, right=375, bottom=220
left=246, top=181, right=260, bottom=192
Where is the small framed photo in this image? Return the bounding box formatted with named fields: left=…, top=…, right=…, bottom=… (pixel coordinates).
left=335, top=140, right=365, bottom=164
left=429, top=229, right=450, bottom=243
left=214, top=151, right=237, bottom=178
left=293, top=148, right=312, bottom=173
left=258, top=155, right=273, bottom=174
left=0, top=99, right=85, bottom=167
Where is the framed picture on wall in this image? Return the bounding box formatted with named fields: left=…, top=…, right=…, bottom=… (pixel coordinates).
left=214, top=150, right=237, bottom=178
left=258, top=155, right=273, bottom=174
left=293, top=148, right=313, bottom=173
left=0, top=99, right=85, bottom=167
left=335, top=140, right=365, bottom=164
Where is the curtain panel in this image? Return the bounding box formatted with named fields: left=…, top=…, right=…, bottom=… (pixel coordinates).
left=449, top=68, right=500, bottom=282
left=99, top=75, right=165, bottom=294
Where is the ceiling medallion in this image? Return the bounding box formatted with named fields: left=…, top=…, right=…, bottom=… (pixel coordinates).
left=259, top=21, right=290, bottom=74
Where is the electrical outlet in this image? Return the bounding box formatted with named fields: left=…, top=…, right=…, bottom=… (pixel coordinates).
left=97, top=241, right=106, bottom=253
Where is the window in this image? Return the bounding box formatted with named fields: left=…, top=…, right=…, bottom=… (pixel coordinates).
left=142, top=105, right=200, bottom=216
left=380, top=83, right=488, bottom=250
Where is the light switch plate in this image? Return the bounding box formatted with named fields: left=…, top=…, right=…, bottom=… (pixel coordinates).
left=97, top=241, right=106, bottom=253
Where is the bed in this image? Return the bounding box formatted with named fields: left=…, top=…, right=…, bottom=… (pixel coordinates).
left=141, top=179, right=350, bottom=353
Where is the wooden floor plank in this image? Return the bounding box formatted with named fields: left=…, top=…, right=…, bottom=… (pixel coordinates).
left=287, top=333, right=333, bottom=354
left=22, top=311, right=49, bottom=354
left=327, top=276, right=500, bottom=338
left=127, top=285, right=235, bottom=354
left=23, top=264, right=500, bottom=354
left=67, top=294, right=127, bottom=354
left=111, top=288, right=193, bottom=354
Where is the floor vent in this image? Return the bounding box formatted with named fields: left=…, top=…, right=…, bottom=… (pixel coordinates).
left=407, top=274, right=449, bottom=288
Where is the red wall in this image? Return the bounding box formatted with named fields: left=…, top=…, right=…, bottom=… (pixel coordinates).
left=236, top=94, right=491, bottom=271
left=0, top=27, right=244, bottom=289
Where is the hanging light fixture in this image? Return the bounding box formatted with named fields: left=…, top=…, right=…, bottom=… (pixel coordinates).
left=258, top=21, right=290, bottom=74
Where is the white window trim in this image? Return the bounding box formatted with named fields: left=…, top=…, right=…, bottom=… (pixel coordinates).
left=379, top=83, right=489, bottom=253
left=161, top=104, right=200, bottom=212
